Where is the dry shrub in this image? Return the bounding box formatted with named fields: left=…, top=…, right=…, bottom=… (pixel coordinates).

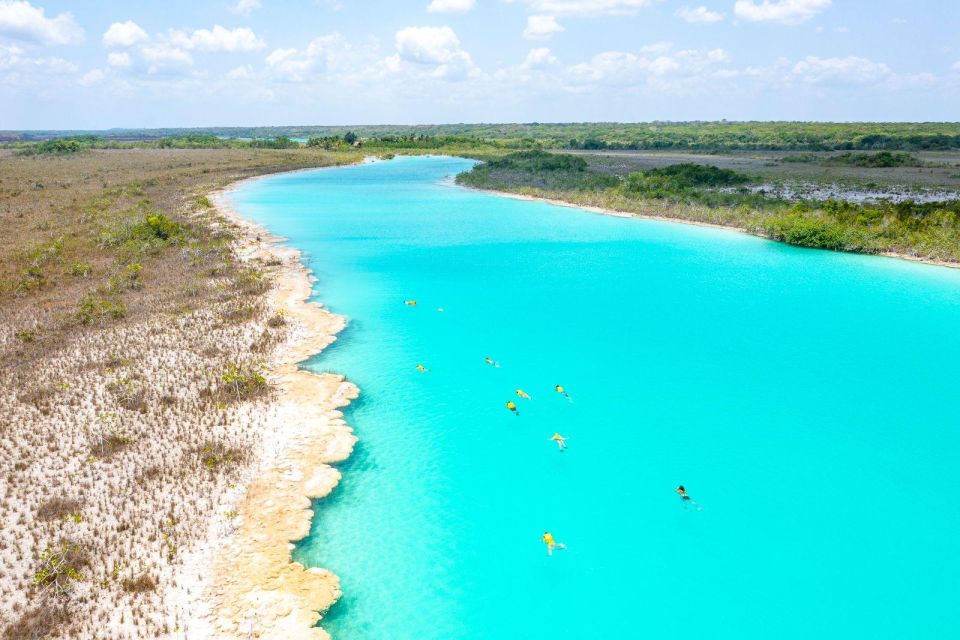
left=2, top=605, right=69, bottom=640
left=35, top=498, right=82, bottom=522
left=121, top=574, right=157, bottom=593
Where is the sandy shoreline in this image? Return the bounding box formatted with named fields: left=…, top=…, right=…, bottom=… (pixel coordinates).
left=199, top=178, right=357, bottom=639
left=466, top=185, right=960, bottom=271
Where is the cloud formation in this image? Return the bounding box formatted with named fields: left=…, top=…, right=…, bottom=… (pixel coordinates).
left=512, top=0, right=655, bottom=15
left=426, top=0, right=475, bottom=12
left=0, top=0, right=82, bottom=45
left=734, top=0, right=831, bottom=25
left=391, top=25, right=476, bottom=79
left=169, top=25, right=265, bottom=53
left=231, top=0, right=262, bottom=16
left=524, top=15, right=564, bottom=39
left=102, top=21, right=148, bottom=48
left=676, top=5, right=723, bottom=23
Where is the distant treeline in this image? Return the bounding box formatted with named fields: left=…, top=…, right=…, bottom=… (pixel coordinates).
left=7, top=134, right=310, bottom=155
left=5, top=122, right=960, bottom=151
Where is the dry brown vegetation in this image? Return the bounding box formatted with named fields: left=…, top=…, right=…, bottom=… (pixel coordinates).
left=0, top=148, right=358, bottom=638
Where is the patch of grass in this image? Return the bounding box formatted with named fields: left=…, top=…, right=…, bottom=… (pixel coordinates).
left=198, top=439, right=247, bottom=472
left=69, top=261, right=93, bottom=277
left=15, top=327, right=41, bottom=343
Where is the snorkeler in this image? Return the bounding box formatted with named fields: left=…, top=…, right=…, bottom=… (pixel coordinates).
left=549, top=433, right=568, bottom=451
left=484, top=357, right=500, bottom=368
left=542, top=531, right=567, bottom=556
left=404, top=300, right=417, bottom=306
left=515, top=389, right=532, bottom=400
left=676, top=485, right=702, bottom=511
left=416, top=364, right=429, bottom=373
left=506, top=400, right=519, bottom=416
left=555, top=384, right=572, bottom=402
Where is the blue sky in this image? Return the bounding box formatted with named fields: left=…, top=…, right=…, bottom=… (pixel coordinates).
left=1, top=0, right=958, bottom=128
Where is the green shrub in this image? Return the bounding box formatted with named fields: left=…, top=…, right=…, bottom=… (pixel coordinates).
left=764, top=215, right=852, bottom=251
left=99, top=211, right=185, bottom=254
left=198, top=439, right=247, bottom=471
left=16, top=139, right=86, bottom=156
left=76, top=294, right=127, bottom=324
left=221, top=362, right=267, bottom=400
left=15, top=327, right=40, bottom=342
left=69, top=261, right=92, bottom=277
left=32, top=541, right=88, bottom=598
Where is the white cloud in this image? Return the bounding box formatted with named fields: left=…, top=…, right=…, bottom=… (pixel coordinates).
left=392, top=25, right=476, bottom=79
left=226, top=64, right=254, bottom=79
left=0, top=0, right=82, bottom=45
left=426, top=0, right=475, bottom=12
left=524, top=47, right=557, bottom=68
left=141, top=43, right=193, bottom=71
left=954, top=60, right=960, bottom=71
left=791, top=55, right=891, bottom=83
left=102, top=21, right=148, bottom=48
left=512, top=0, right=654, bottom=15
left=266, top=34, right=343, bottom=81
left=676, top=5, right=723, bottom=23
left=523, top=15, right=564, bottom=39
left=107, top=51, right=132, bottom=68
left=0, top=41, right=77, bottom=87
left=79, top=68, right=105, bottom=86
left=567, top=43, right=730, bottom=86
left=170, top=25, right=265, bottom=53
left=734, top=0, right=831, bottom=25
left=231, top=0, right=262, bottom=16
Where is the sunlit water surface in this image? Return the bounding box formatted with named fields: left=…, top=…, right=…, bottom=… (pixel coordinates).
left=231, top=155, right=960, bottom=639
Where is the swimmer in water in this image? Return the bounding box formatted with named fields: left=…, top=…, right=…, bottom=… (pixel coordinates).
left=515, top=389, right=531, bottom=400
left=541, top=531, right=567, bottom=556
left=404, top=300, right=417, bottom=306
left=415, top=364, right=429, bottom=373
left=506, top=400, right=519, bottom=416
left=549, top=433, right=568, bottom=451
left=555, top=384, right=572, bottom=402
left=676, top=485, right=702, bottom=511
left=484, top=357, right=500, bottom=368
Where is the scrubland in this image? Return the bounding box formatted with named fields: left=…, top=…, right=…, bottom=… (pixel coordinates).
left=0, top=148, right=357, bottom=638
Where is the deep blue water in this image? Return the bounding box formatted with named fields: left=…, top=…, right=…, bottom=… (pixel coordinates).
left=230, top=155, right=960, bottom=639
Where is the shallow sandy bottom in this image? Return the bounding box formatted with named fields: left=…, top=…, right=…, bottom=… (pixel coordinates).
left=203, top=186, right=357, bottom=639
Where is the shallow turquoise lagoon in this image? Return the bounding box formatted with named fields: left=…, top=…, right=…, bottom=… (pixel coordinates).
left=231, top=156, right=960, bottom=639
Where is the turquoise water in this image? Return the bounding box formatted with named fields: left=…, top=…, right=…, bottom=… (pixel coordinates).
left=231, top=156, right=960, bottom=639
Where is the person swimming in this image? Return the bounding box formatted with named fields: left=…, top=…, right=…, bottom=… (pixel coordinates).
left=515, top=389, right=531, bottom=400
left=404, top=300, right=417, bottom=306
left=416, top=364, right=429, bottom=372
left=555, top=384, right=572, bottom=402
left=549, top=433, right=568, bottom=451
left=484, top=357, right=500, bottom=368
left=506, top=400, right=519, bottom=416
left=676, top=485, right=702, bottom=511
left=541, top=531, right=567, bottom=556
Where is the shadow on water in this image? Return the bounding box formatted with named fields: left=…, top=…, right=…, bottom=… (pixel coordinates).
left=300, top=319, right=364, bottom=374
left=314, top=593, right=360, bottom=631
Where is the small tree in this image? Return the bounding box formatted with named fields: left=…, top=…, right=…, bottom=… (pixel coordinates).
left=33, top=541, right=88, bottom=600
